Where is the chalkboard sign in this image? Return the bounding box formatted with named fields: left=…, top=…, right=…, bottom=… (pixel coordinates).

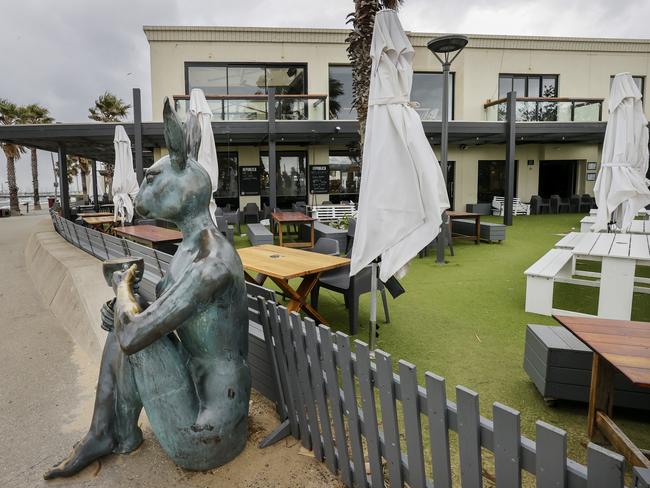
left=309, top=165, right=329, bottom=194
left=239, top=166, right=260, bottom=196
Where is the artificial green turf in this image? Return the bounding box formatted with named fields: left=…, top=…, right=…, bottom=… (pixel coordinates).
left=235, top=214, right=650, bottom=472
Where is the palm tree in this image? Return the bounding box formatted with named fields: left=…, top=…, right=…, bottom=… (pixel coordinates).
left=0, top=99, right=26, bottom=215
left=22, top=103, right=54, bottom=209
left=346, top=0, right=403, bottom=157
left=88, top=92, right=131, bottom=122
left=77, top=157, right=91, bottom=203
left=88, top=92, right=130, bottom=197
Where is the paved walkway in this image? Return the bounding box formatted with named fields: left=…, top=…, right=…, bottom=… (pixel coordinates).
left=0, top=212, right=340, bottom=488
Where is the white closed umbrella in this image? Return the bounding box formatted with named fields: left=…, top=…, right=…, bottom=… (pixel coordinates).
left=189, top=88, right=219, bottom=227
left=112, top=125, right=139, bottom=223
left=593, top=73, right=650, bottom=232
left=350, top=9, right=449, bottom=282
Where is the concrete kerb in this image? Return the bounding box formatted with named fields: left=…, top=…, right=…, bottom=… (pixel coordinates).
left=25, top=229, right=111, bottom=361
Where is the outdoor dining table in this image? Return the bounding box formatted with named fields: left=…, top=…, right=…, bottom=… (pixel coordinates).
left=581, top=215, right=650, bottom=233
left=113, top=224, right=183, bottom=251
left=572, top=232, right=650, bottom=319
left=554, top=314, right=650, bottom=468
left=81, top=215, right=119, bottom=232
left=271, top=211, right=315, bottom=248
left=447, top=210, right=481, bottom=244
left=237, top=244, right=350, bottom=325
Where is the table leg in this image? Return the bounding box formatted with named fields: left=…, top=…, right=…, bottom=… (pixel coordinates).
left=270, top=274, right=330, bottom=325
left=310, top=222, right=315, bottom=248
left=278, top=222, right=284, bottom=247
left=475, top=216, right=480, bottom=244
left=587, top=354, right=614, bottom=441
left=598, top=257, right=635, bottom=320
left=244, top=271, right=268, bottom=287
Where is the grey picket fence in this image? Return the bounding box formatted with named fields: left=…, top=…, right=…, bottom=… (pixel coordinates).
left=255, top=297, right=650, bottom=488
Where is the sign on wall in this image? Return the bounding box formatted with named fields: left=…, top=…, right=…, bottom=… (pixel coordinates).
left=239, top=166, right=260, bottom=196
left=309, top=165, right=329, bottom=194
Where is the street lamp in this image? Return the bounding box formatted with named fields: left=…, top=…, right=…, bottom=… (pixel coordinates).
left=427, top=34, right=468, bottom=264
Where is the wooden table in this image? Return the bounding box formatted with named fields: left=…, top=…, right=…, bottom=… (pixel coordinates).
left=272, top=211, right=315, bottom=248
left=581, top=215, right=650, bottom=234
left=114, top=224, right=183, bottom=251
left=81, top=215, right=119, bottom=232
left=555, top=314, right=650, bottom=468
left=447, top=211, right=481, bottom=244
left=238, top=244, right=350, bottom=324
left=78, top=212, right=113, bottom=218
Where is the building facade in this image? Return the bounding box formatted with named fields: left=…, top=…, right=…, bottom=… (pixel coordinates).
left=144, top=25, right=650, bottom=211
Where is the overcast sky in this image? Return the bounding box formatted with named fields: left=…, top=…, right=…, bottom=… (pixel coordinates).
left=1, top=0, right=649, bottom=194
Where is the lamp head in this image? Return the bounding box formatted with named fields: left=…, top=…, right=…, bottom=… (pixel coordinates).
left=427, top=34, right=468, bottom=54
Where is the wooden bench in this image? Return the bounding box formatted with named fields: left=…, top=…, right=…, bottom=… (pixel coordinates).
left=452, top=219, right=506, bottom=243
left=300, top=221, right=348, bottom=251
left=524, top=324, right=650, bottom=409
left=247, top=223, right=274, bottom=246
left=309, top=204, right=355, bottom=223
left=524, top=249, right=574, bottom=316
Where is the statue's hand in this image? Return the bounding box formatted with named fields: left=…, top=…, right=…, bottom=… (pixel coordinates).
left=100, top=298, right=116, bottom=331
left=112, top=264, right=138, bottom=294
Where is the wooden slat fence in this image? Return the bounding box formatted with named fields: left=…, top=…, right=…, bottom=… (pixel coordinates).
left=254, top=297, right=650, bottom=488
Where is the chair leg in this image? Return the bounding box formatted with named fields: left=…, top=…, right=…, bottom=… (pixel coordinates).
left=311, top=284, right=320, bottom=309
left=380, top=288, right=390, bottom=323
left=348, top=290, right=359, bottom=335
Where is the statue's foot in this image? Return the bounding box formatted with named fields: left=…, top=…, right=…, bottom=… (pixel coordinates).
left=43, top=432, right=114, bottom=480
left=114, top=427, right=144, bottom=454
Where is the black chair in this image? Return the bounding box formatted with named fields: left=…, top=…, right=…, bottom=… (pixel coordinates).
left=529, top=195, right=550, bottom=214
left=420, top=212, right=454, bottom=257
left=569, top=195, right=582, bottom=213
left=215, top=216, right=234, bottom=245
left=243, top=203, right=260, bottom=224
left=214, top=207, right=224, bottom=217
left=311, top=219, right=390, bottom=335
left=311, top=237, right=340, bottom=256
left=224, top=208, right=241, bottom=234
left=549, top=195, right=570, bottom=214
left=581, top=194, right=596, bottom=210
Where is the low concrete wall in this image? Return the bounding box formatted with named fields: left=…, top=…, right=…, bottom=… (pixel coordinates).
left=25, top=229, right=111, bottom=361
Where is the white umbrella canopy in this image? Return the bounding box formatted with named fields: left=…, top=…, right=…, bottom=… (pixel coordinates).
left=593, top=73, right=650, bottom=232
left=112, top=125, right=139, bottom=223
left=189, top=88, right=219, bottom=227
left=350, top=9, right=450, bottom=282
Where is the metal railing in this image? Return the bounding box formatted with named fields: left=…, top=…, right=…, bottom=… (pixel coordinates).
left=484, top=97, right=604, bottom=122
left=174, top=93, right=327, bottom=121
left=256, top=297, right=650, bottom=488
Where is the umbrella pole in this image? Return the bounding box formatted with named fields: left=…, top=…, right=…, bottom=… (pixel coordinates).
left=369, top=260, right=378, bottom=351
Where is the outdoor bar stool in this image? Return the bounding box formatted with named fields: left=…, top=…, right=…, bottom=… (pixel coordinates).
left=530, top=195, right=550, bottom=214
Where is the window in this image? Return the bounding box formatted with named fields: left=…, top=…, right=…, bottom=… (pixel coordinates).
left=498, top=74, right=558, bottom=98
left=328, top=66, right=455, bottom=121
left=329, top=66, right=357, bottom=120
left=477, top=160, right=518, bottom=204
left=186, top=63, right=307, bottom=120
left=215, top=152, right=239, bottom=208
left=328, top=151, right=361, bottom=200
left=260, top=151, right=308, bottom=207
left=411, top=72, right=454, bottom=120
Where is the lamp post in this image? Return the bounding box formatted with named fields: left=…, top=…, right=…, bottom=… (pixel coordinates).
left=427, top=34, right=468, bottom=264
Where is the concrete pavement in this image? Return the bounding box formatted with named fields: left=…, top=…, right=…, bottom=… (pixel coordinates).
left=0, top=212, right=341, bottom=488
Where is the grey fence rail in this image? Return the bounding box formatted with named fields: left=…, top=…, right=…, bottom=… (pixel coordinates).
left=254, top=298, right=650, bottom=488
left=48, top=211, right=650, bottom=488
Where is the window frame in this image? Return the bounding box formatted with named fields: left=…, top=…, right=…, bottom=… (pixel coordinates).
left=184, top=61, right=309, bottom=96
left=412, top=71, right=456, bottom=120
left=498, top=73, right=559, bottom=98
left=328, top=64, right=357, bottom=121
left=328, top=149, right=361, bottom=199
left=609, top=74, right=645, bottom=101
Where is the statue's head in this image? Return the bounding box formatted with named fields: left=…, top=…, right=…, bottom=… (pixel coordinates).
left=135, top=98, right=211, bottom=224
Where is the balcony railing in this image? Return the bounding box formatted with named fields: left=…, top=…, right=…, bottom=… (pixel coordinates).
left=174, top=94, right=327, bottom=122
left=484, top=97, right=604, bottom=122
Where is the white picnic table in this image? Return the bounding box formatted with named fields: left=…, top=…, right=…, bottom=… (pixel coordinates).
left=580, top=215, right=650, bottom=234
left=526, top=232, right=650, bottom=319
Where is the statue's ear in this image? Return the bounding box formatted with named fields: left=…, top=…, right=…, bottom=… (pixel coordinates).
left=162, top=97, right=187, bottom=171
left=185, top=112, right=201, bottom=161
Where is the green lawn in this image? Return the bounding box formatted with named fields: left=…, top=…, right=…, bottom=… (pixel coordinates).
left=236, top=214, right=650, bottom=472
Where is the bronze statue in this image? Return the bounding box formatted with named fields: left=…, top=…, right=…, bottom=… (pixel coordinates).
left=45, top=99, right=251, bottom=479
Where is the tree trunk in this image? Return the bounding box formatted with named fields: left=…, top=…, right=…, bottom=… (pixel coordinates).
left=7, top=154, right=20, bottom=215
left=31, top=148, right=41, bottom=210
